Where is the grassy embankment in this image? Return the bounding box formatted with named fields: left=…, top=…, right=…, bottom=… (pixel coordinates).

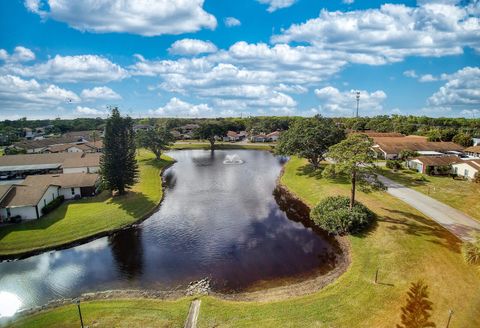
left=8, top=157, right=480, bottom=327
left=378, top=166, right=480, bottom=221
left=0, top=150, right=174, bottom=257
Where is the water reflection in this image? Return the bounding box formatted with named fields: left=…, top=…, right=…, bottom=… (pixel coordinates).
left=0, top=150, right=342, bottom=313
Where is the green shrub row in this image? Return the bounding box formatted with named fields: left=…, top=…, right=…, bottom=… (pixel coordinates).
left=41, top=195, right=65, bottom=215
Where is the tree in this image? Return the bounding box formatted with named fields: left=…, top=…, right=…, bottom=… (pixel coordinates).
left=397, top=280, right=436, bottom=328
left=323, top=134, right=384, bottom=209
left=399, top=149, right=419, bottom=161
left=276, top=116, right=345, bottom=169
left=452, top=132, right=473, bottom=147
left=100, top=108, right=138, bottom=195
left=196, top=120, right=227, bottom=150
left=136, top=125, right=175, bottom=160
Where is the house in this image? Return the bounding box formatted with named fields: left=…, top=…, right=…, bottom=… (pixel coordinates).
left=0, top=173, right=99, bottom=221
left=133, top=124, right=153, bottom=132
left=473, top=138, right=480, bottom=146
left=224, top=131, right=240, bottom=142
left=0, top=153, right=101, bottom=178
left=45, top=140, right=103, bottom=153
left=464, top=146, right=480, bottom=158
left=407, top=156, right=459, bottom=174
left=371, top=135, right=463, bottom=159
left=266, top=131, right=281, bottom=142
left=452, top=159, right=480, bottom=180
left=250, top=134, right=269, bottom=142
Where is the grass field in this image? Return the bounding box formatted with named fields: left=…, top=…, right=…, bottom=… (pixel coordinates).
left=8, top=299, right=192, bottom=328
left=0, top=150, right=173, bottom=257
left=7, top=156, right=480, bottom=327
left=378, top=166, right=480, bottom=221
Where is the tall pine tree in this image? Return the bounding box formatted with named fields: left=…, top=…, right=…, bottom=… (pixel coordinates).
left=100, top=107, right=138, bottom=195
left=397, top=280, right=436, bottom=328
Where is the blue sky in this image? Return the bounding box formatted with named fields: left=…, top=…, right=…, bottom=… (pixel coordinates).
left=0, top=0, right=479, bottom=119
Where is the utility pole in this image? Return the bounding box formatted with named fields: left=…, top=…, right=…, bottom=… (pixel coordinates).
left=355, top=91, right=360, bottom=118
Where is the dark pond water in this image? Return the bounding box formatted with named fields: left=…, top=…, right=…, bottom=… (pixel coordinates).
left=0, top=150, right=342, bottom=316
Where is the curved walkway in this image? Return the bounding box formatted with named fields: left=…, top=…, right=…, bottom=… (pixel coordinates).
left=378, top=175, right=480, bottom=241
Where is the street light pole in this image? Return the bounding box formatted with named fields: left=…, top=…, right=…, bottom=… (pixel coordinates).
left=355, top=91, right=360, bottom=118
left=74, top=299, right=84, bottom=328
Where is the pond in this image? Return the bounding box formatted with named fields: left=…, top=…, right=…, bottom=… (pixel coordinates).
left=0, top=150, right=343, bottom=316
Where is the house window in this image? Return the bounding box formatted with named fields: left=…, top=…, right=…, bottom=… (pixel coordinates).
left=44, top=199, right=46, bottom=206
left=465, top=169, right=469, bottom=177
left=52, top=193, right=55, bottom=200
left=71, top=188, right=75, bottom=195
left=6, top=208, right=11, bottom=217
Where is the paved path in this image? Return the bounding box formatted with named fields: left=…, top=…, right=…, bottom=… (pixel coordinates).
left=378, top=175, right=480, bottom=241
left=184, top=299, right=201, bottom=328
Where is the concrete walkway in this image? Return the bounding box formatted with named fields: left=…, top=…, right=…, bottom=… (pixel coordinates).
left=378, top=175, right=480, bottom=241
left=184, top=299, right=201, bottom=328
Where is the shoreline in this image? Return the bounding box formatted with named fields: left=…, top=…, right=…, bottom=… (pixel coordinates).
left=10, top=157, right=351, bottom=321
left=0, top=159, right=176, bottom=261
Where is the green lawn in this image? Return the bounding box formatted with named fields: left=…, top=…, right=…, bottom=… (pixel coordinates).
left=378, top=166, right=480, bottom=221
left=7, top=298, right=191, bottom=328
left=0, top=150, right=174, bottom=257
left=7, top=156, right=480, bottom=327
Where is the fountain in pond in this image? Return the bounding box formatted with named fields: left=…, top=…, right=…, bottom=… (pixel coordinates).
left=223, top=154, right=244, bottom=165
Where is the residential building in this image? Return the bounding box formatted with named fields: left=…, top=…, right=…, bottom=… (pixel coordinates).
left=452, top=159, right=480, bottom=180
left=133, top=124, right=153, bottom=132
left=266, top=131, right=281, bottom=142
left=0, top=173, right=99, bottom=221
left=0, top=153, right=101, bottom=178
left=464, top=146, right=480, bottom=158
left=407, top=156, right=459, bottom=174
left=473, top=138, right=480, bottom=146
left=371, top=135, right=463, bottom=159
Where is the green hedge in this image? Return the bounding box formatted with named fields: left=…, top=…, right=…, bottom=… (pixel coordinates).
left=310, top=195, right=376, bottom=235
left=41, top=195, right=65, bottom=215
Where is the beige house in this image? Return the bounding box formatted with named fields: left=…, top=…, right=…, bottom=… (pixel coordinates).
left=0, top=173, right=99, bottom=221
left=452, top=160, right=480, bottom=180
left=464, top=146, right=480, bottom=158
left=407, top=156, right=459, bottom=174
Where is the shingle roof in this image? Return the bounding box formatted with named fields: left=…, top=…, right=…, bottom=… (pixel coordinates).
left=0, top=185, right=14, bottom=202
left=373, top=136, right=463, bottom=154
left=23, top=173, right=99, bottom=189
left=0, top=173, right=99, bottom=207
left=412, top=155, right=460, bottom=166
left=464, top=146, right=480, bottom=153
left=0, top=153, right=81, bottom=167
left=62, top=153, right=101, bottom=168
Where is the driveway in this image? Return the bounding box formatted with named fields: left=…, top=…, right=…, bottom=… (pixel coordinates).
left=378, top=175, right=480, bottom=241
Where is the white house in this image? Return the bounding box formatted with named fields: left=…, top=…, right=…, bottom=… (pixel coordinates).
left=452, top=160, right=480, bottom=180
left=267, top=131, right=281, bottom=142
left=0, top=173, right=100, bottom=221
left=0, top=183, right=60, bottom=220
left=407, top=156, right=459, bottom=174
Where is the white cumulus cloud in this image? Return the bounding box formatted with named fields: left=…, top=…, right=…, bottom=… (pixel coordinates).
left=0, top=74, right=79, bottom=111
left=312, top=86, right=387, bottom=116
left=3, top=54, right=128, bottom=83
left=257, top=0, right=297, bottom=12
left=75, top=106, right=108, bottom=116
left=224, top=17, right=241, bottom=27
left=0, top=46, right=36, bottom=63
left=168, top=39, right=218, bottom=56
left=25, top=0, right=217, bottom=36
left=150, top=97, right=213, bottom=117
left=272, top=3, right=480, bottom=64
left=81, top=86, right=121, bottom=101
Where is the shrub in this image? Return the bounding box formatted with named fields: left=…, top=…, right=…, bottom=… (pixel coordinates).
left=41, top=195, right=64, bottom=215
left=473, top=172, right=480, bottom=184
left=386, top=160, right=402, bottom=170
left=462, top=234, right=480, bottom=265
left=310, top=195, right=376, bottom=235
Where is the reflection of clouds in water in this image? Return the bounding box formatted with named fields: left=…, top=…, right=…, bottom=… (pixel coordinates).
left=74, top=238, right=109, bottom=253
left=0, top=291, right=22, bottom=318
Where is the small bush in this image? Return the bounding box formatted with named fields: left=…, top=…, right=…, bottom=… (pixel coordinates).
left=310, top=196, right=376, bottom=235
left=41, top=195, right=64, bottom=215
left=462, top=234, right=480, bottom=265
left=386, top=160, right=402, bottom=170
